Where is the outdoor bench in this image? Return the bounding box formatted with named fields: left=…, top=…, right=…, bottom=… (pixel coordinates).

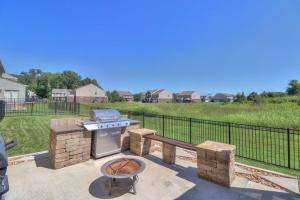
left=143, top=134, right=197, bottom=164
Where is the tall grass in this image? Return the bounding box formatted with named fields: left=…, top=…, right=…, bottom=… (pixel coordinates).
left=80, top=102, right=300, bottom=129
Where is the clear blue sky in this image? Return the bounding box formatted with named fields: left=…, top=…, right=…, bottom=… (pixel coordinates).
left=0, top=0, right=299, bottom=94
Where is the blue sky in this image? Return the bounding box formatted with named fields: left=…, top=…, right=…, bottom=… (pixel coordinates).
left=0, top=0, right=299, bottom=94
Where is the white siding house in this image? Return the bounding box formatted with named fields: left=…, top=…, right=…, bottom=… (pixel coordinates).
left=213, top=93, right=236, bottom=102
left=144, top=89, right=173, bottom=103
left=176, top=91, right=201, bottom=102
left=0, top=77, right=26, bottom=102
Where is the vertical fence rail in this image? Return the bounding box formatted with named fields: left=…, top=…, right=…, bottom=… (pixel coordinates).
left=126, top=111, right=300, bottom=170
left=0, top=99, right=80, bottom=117
left=287, top=128, right=291, bottom=169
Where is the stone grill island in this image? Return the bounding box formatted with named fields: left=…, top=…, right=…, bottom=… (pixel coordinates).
left=49, top=118, right=92, bottom=169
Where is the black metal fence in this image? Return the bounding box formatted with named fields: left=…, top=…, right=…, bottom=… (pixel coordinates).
left=0, top=99, right=80, bottom=117
left=127, top=111, right=300, bottom=170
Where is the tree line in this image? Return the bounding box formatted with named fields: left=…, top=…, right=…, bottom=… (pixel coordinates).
left=235, top=80, right=300, bottom=103
left=106, top=91, right=142, bottom=103
left=17, top=69, right=101, bottom=98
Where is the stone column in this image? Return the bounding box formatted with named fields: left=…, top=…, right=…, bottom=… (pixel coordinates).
left=49, top=118, right=91, bottom=169
left=128, top=128, right=156, bottom=156
left=196, top=141, right=236, bottom=187
left=120, top=121, right=140, bottom=151
left=162, top=143, right=176, bottom=164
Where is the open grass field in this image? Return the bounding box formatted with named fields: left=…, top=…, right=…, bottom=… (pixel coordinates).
left=80, top=101, right=300, bottom=129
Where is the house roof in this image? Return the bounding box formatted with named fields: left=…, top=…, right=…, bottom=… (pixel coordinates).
left=2, top=73, right=18, bottom=82
left=178, top=91, right=196, bottom=96
left=214, top=93, right=235, bottom=97
left=52, top=89, right=72, bottom=94
left=0, top=77, right=25, bottom=87
left=147, top=89, right=166, bottom=95
left=75, top=83, right=103, bottom=91
left=118, top=91, right=133, bottom=96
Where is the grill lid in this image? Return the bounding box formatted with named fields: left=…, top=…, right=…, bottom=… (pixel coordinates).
left=90, top=109, right=121, bottom=122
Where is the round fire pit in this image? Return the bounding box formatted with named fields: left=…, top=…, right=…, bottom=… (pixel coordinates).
left=101, top=158, right=145, bottom=195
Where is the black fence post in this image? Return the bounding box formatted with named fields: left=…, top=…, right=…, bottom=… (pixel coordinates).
left=54, top=101, right=57, bottom=115
left=189, top=118, right=192, bottom=144
left=162, top=115, right=165, bottom=137
left=142, top=112, right=145, bottom=128
left=228, top=122, right=231, bottom=144
left=287, top=128, right=291, bottom=169
left=77, top=103, right=80, bottom=115
left=31, top=102, right=34, bottom=116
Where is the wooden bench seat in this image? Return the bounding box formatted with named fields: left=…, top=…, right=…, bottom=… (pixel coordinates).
left=143, top=134, right=197, bottom=151
left=143, top=134, right=197, bottom=164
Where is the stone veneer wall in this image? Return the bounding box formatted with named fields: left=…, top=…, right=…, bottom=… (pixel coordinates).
left=120, top=121, right=140, bottom=151
left=49, top=118, right=91, bottom=169
left=196, top=141, right=236, bottom=187
left=129, top=128, right=156, bottom=156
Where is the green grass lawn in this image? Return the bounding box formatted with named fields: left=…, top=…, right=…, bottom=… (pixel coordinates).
left=80, top=101, right=300, bottom=129
left=0, top=115, right=78, bottom=156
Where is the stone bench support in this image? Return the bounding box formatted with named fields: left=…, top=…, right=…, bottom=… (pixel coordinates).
left=162, top=143, right=176, bottom=164
left=128, top=128, right=156, bottom=156
left=196, top=141, right=236, bottom=187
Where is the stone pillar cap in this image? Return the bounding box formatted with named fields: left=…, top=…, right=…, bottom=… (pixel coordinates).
left=196, top=141, right=236, bottom=152
left=128, top=128, right=156, bottom=136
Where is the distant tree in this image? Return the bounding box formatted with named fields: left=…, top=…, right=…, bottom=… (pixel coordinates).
left=247, top=92, right=259, bottom=101
left=17, top=68, right=104, bottom=98
left=287, top=80, right=300, bottom=95
left=36, top=73, right=51, bottom=98
left=61, top=71, right=81, bottom=89
left=49, top=73, right=64, bottom=89
left=0, top=60, right=5, bottom=75
left=235, top=92, right=246, bottom=103
left=133, top=93, right=143, bottom=102
left=260, top=91, right=286, bottom=98
left=80, top=78, right=101, bottom=88
left=107, top=90, right=122, bottom=102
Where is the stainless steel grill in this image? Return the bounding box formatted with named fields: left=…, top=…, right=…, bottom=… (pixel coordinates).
left=82, top=109, right=130, bottom=158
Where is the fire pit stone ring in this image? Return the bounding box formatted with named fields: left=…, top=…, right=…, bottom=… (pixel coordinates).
left=100, top=158, right=145, bottom=195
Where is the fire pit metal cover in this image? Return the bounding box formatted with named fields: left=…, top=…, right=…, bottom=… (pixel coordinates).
left=101, top=158, right=145, bottom=179
left=100, top=158, right=145, bottom=195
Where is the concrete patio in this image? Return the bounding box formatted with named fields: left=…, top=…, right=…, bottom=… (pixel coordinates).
left=5, top=150, right=300, bottom=200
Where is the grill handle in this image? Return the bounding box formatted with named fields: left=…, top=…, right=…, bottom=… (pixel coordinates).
left=5, top=139, right=17, bottom=151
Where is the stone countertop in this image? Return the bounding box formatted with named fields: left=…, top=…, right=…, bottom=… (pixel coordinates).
left=196, top=141, right=236, bottom=152
left=50, top=124, right=85, bottom=134
left=50, top=118, right=86, bottom=134
left=128, top=128, right=156, bottom=136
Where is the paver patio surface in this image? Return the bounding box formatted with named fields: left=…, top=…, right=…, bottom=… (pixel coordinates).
left=5, top=151, right=300, bottom=200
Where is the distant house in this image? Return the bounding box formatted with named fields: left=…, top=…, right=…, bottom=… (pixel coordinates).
left=176, top=91, right=201, bottom=102
left=52, top=89, right=72, bottom=101
left=0, top=62, right=26, bottom=102
left=213, top=93, right=236, bottom=102
left=27, top=90, right=38, bottom=101
left=118, top=91, right=134, bottom=102
left=200, top=95, right=212, bottom=102
left=67, top=84, right=107, bottom=103
left=144, top=89, right=173, bottom=103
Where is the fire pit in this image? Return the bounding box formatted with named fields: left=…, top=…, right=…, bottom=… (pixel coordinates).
left=101, top=158, right=145, bottom=195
